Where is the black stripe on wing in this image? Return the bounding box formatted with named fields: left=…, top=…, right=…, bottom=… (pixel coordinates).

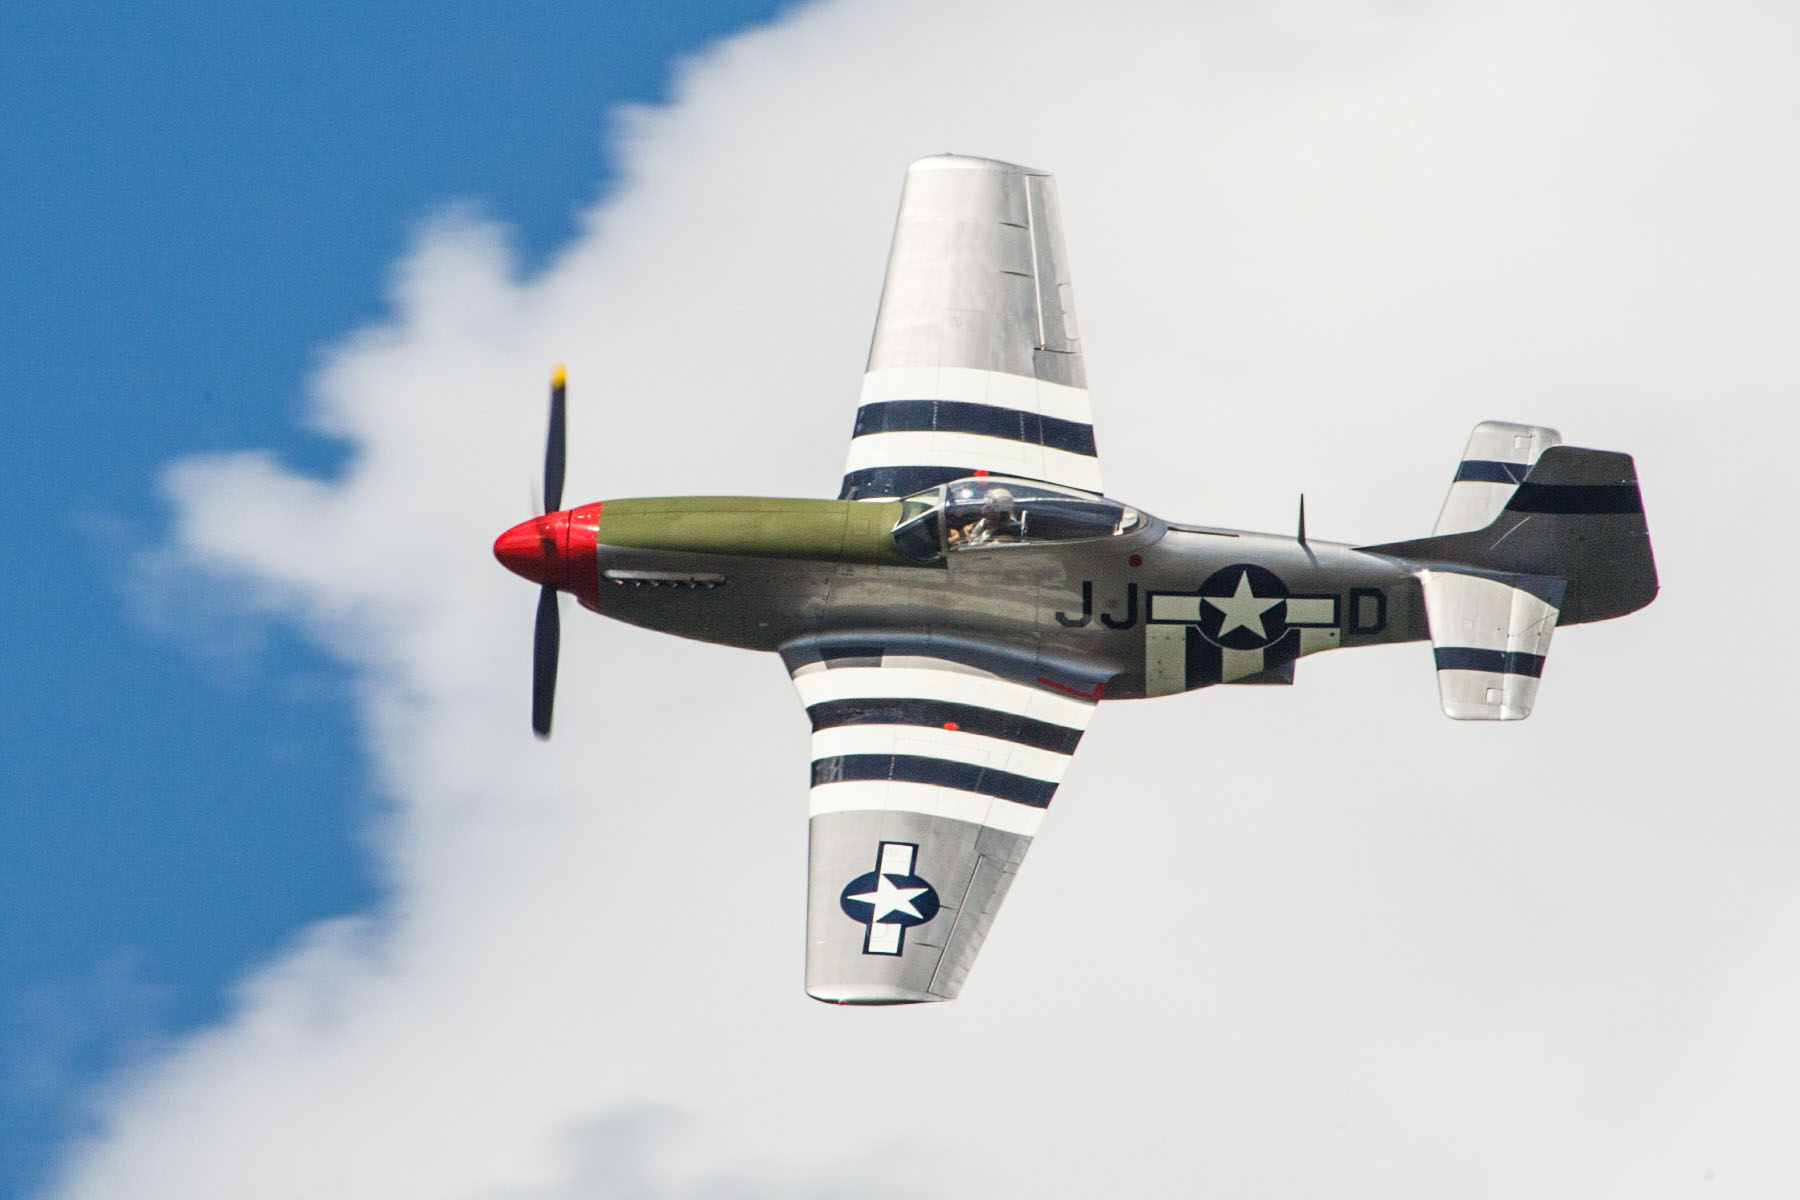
left=852, top=400, right=1097, bottom=457
left=810, top=754, right=1058, bottom=808
left=806, top=698, right=1082, bottom=755
left=838, top=465, right=971, bottom=501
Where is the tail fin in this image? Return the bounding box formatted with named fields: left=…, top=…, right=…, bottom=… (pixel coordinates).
left=1363, top=442, right=1658, bottom=625
left=1433, top=421, right=1562, bottom=535
left=1361, top=427, right=1658, bottom=722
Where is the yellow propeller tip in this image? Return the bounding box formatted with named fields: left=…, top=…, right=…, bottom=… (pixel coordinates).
left=552, top=364, right=567, bottom=388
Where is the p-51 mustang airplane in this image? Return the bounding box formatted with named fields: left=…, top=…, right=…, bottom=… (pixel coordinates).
left=495, top=155, right=1656, bottom=1005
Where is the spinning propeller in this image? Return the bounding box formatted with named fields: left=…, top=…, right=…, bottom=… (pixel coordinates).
left=494, top=365, right=599, bottom=740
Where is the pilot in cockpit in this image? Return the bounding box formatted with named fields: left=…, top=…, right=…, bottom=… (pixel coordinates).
left=948, top=485, right=1022, bottom=547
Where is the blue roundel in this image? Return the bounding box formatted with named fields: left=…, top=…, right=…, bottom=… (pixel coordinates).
left=1196, top=563, right=1290, bottom=650
left=839, top=869, right=941, bottom=927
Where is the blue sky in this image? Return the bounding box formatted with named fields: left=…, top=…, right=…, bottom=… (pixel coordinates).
left=0, top=4, right=796, bottom=1191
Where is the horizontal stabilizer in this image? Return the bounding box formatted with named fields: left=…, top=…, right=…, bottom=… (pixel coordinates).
left=1434, top=421, right=1561, bottom=535
left=1420, top=569, right=1565, bottom=720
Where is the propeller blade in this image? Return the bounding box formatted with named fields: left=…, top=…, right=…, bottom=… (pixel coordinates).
left=544, top=364, right=567, bottom=515
left=531, top=583, right=561, bottom=738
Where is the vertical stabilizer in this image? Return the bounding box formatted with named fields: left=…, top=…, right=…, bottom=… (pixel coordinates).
left=1364, top=445, right=1656, bottom=626
left=1434, top=421, right=1562, bottom=535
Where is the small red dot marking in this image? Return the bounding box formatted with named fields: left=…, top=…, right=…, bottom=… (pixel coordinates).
left=943, top=721, right=959, bottom=731
left=1128, top=554, right=1143, bottom=568
left=972, top=469, right=988, bottom=476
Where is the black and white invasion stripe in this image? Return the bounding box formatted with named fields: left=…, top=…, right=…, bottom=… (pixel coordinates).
left=791, top=658, right=1096, bottom=836
left=840, top=368, right=1102, bottom=501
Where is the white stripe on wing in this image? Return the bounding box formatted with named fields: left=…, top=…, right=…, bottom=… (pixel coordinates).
left=859, top=366, right=1091, bottom=424
left=808, top=779, right=1047, bottom=836
left=842, top=430, right=1104, bottom=494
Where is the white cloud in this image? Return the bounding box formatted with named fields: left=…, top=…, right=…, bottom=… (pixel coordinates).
left=54, top=0, right=1800, bottom=1196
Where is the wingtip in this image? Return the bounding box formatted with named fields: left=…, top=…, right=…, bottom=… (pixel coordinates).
left=806, top=985, right=946, bottom=1006
left=909, top=153, right=1046, bottom=177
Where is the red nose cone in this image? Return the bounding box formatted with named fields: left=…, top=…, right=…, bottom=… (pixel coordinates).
left=493, top=512, right=570, bottom=589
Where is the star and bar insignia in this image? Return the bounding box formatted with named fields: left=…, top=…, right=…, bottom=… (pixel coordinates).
left=1145, top=565, right=1341, bottom=691
left=839, top=842, right=942, bottom=955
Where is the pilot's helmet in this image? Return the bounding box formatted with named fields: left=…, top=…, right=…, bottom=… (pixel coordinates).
left=983, top=487, right=1015, bottom=515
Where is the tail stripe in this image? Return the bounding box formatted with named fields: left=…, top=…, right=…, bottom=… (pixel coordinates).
left=1433, top=648, right=1547, bottom=677
left=1418, top=569, right=1564, bottom=721
left=1432, top=421, right=1562, bottom=535
left=1507, top=483, right=1643, bottom=514
left=1454, top=459, right=1532, bottom=484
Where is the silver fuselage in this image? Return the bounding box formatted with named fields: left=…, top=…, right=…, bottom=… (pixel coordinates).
left=585, top=512, right=1422, bottom=700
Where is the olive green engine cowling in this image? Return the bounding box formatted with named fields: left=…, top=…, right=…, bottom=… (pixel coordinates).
left=593, top=497, right=927, bottom=567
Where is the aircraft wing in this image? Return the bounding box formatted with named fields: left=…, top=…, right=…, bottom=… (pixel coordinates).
left=785, top=643, right=1099, bottom=1003
left=840, top=155, right=1101, bottom=501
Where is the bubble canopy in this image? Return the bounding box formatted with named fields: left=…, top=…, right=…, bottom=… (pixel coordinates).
left=890, top=476, right=1143, bottom=562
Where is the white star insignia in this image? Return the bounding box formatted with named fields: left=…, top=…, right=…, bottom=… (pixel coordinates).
left=849, top=873, right=929, bottom=922
left=1206, top=570, right=1283, bottom=639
